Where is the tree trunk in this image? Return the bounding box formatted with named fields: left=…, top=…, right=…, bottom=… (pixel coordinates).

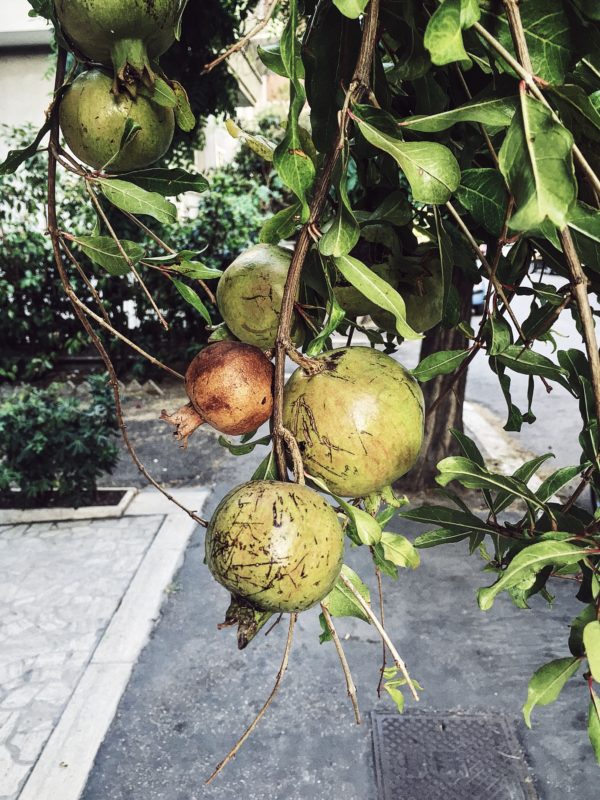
left=400, top=270, right=475, bottom=492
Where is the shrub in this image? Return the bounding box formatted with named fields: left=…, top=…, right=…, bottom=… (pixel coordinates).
left=0, top=375, right=119, bottom=507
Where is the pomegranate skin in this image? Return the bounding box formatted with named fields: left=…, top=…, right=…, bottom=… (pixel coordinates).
left=186, top=341, right=274, bottom=435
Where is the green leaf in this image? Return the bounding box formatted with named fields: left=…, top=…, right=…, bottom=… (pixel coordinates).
left=588, top=693, right=600, bottom=765
left=384, top=681, right=405, bottom=713
left=400, top=97, right=517, bottom=132
left=174, top=261, right=223, bottom=280
left=547, top=84, right=600, bottom=143
left=332, top=0, right=368, bottom=19
left=424, top=0, right=478, bottom=66
left=401, top=504, right=496, bottom=544
left=272, top=0, right=316, bottom=219
left=170, top=278, right=211, bottom=323
left=96, top=179, right=177, bottom=224
left=498, top=93, right=576, bottom=231
left=258, top=42, right=303, bottom=78
left=352, top=106, right=460, bottom=204
left=217, top=435, right=271, bottom=456
left=225, top=118, right=274, bottom=161
left=71, top=235, right=145, bottom=276
left=568, top=604, right=596, bottom=657
left=456, top=168, right=508, bottom=237
left=522, top=657, right=580, bottom=728
left=121, top=168, right=209, bottom=196
left=487, top=313, right=512, bottom=356
left=322, top=565, right=371, bottom=622
left=493, top=453, right=555, bottom=514
left=0, top=118, right=51, bottom=175
left=307, top=472, right=381, bottom=545
left=259, top=203, right=301, bottom=244
left=380, top=532, right=420, bottom=569
left=414, top=528, right=472, bottom=548
left=172, top=81, right=196, bottom=132
left=411, top=349, right=470, bottom=382
left=536, top=465, right=583, bottom=503
left=568, top=201, right=600, bottom=244
left=584, top=621, right=600, bottom=682
left=365, top=191, right=413, bottom=227
left=333, top=255, right=422, bottom=340
left=496, top=346, right=568, bottom=386
left=319, top=148, right=360, bottom=257
left=478, top=542, right=588, bottom=611
left=306, top=291, right=346, bottom=357
left=482, top=0, right=572, bottom=84
left=252, top=451, right=278, bottom=481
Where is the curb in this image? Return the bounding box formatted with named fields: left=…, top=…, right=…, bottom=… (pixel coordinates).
left=0, top=487, right=137, bottom=525
left=16, top=487, right=208, bottom=800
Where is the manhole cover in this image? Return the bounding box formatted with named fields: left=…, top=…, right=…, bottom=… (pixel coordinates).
left=371, top=711, right=537, bottom=800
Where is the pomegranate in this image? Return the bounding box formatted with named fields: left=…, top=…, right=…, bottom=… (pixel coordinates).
left=54, top=0, right=183, bottom=84
left=216, top=244, right=303, bottom=349
left=282, top=347, right=424, bottom=497
left=161, top=341, right=274, bottom=444
left=206, top=481, right=344, bottom=612
left=59, top=69, right=175, bottom=172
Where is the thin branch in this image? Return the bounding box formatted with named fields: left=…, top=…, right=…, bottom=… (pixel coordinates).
left=206, top=613, right=297, bottom=784
left=60, top=239, right=111, bottom=325
left=202, top=0, right=279, bottom=74
left=374, top=567, right=387, bottom=699
left=473, top=17, right=600, bottom=196
left=320, top=604, right=361, bottom=724
left=85, top=182, right=169, bottom=330
left=47, top=49, right=205, bottom=527
left=272, top=0, right=381, bottom=479
left=281, top=428, right=305, bottom=484
left=339, top=573, right=419, bottom=702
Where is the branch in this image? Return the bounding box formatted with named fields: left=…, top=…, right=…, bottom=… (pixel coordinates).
left=206, top=613, right=297, bottom=783
left=474, top=16, right=600, bottom=195
left=320, top=604, right=361, bottom=724
left=48, top=49, right=205, bottom=526
left=202, top=0, right=279, bottom=74
left=272, top=0, right=381, bottom=479
left=339, top=572, right=419, bottom=702
left=374, top=566, right=387, bottom=699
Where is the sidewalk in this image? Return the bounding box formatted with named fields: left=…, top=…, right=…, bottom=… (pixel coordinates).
left=0, top=400, right=595, bottom=800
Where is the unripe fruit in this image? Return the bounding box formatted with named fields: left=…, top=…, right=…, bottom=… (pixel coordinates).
left=59, top=70, right=174, bottom=172
left=216, top=244, right=303, bottom=349
left=161, top=341, right=274, bottom=443
left=283, top=347, right=424, bottom=497
left=54, top=0, right=181, bottom=83
left=206, top=481, right=344, bottom=613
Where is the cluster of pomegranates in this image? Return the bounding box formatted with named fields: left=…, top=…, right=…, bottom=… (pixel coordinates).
left=55, top=0, right=187, bottom=171
left=162, top=243, right=425, bottom=633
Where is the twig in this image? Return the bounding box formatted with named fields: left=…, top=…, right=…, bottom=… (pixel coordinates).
left=272, top=0, right=381, bottom=479
left=202, top=0, right=280, bottom=74
left=473, top=17, right=600, bottom=195
left=85, top=182, right=169, bottom=330
left=374, top=566, right=387, bottom=699
left=321, top=604, right=361, bottom=724
left=47, top=49, right=206, bottom=527
left=60, top=239, right=111, bottom=325
left=206, top=613, right=297, bottom=783
left=281, top=428, right=305, bottom=484
left=445, top=201, right=525, bottom=339
left=339, top=573, right=419, bottom=702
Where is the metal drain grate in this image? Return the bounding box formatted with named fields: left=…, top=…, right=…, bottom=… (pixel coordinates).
left=371, top=711, right=538, bottom=800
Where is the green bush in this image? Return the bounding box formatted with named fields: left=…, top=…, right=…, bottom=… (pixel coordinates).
left=0, top=375, right=119, bottom=507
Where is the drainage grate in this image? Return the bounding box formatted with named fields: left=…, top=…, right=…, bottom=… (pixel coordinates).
left=371, top=711, right=538, bottom=800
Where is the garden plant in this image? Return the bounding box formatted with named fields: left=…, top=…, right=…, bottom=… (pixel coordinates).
left=3, top=0, right=600, bottom=780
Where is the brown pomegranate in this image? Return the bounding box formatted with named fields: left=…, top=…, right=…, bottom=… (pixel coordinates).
left=161, top=341, right=274, bottom=444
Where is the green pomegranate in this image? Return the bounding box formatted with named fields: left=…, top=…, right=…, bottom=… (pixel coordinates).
left=216, top=244, right=303, bottom=349
left=283, top=347, right=424, bottom=497
left=59, top=70, right=175, bottom=171
left=54, top=0, right=183, bottom=83
left=333, top=261, right=399, bottom=319
left=206, top=481, right=344, bottom=613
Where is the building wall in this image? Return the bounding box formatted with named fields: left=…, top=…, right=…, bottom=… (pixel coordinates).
left=0, top=49, right=53, bottom=132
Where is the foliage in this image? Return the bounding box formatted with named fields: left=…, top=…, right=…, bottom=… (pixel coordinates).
left=0, top=375, right=119, bottom=506
left=6, top=0, right=600, bottom=768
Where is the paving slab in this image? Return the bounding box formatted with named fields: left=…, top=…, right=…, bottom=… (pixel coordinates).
left=81, top=473, right=598, bottom=800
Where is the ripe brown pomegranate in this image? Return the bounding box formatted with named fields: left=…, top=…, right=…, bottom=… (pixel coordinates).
left=161, top=341, right=273, bottom=444
left=206, top=481, right=344, bottom=613
left=282, top=346, right=424, bottom=497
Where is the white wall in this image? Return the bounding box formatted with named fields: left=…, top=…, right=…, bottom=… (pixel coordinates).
left=0, top=0, right=49, bottom=33
left=0, top=51, right=53, bottom=130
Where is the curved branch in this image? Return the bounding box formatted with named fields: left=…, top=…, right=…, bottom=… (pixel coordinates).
left=202, top=0, right=279, bottom=74
left=206, top=612, right=297, bottom=783
left=272, top=0, right=382, bottom=479
left=321, top=604, right=361, bottom=724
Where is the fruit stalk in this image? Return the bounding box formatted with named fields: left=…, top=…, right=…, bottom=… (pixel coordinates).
left=272, top=0, right=381, bottom=480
